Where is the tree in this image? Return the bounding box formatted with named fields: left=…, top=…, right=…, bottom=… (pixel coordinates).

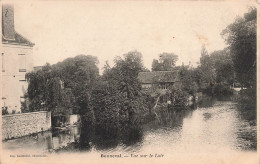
left=26, top=55, right=99, bottom=118
left=54, top=55, right=99, bottom=115
left=198, top=45, right=216, bottom=85
left=91, top=51, right=149, bottom=138
left=26, top=63, right=52, bottom=112
left=102, top=51, right=147, bottom=114
left=152, top=53, right=178, bottom=71
left=210, top=48, right=234, bottom=85
left=178, top=66, right=199, bottom=95
left=201, top=44, right=208, bottom=57
left=2, top=106, right=9, bottom=115
left=221, top=7, right=256, bottom=88
left=195, top=46, right=235, bottom=95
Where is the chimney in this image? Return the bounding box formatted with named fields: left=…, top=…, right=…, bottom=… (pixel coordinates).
left=2, top=4, right=15, bottom=40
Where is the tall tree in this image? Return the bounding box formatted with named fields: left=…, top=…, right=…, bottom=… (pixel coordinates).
left=221, top=7, right=256, bottom=88
left=198, top=45, right=216, bottom=84
left=53, top=55, right=99, bottom=115
left=91, top=51, right=148, bottom=137
left=201, top=44, right=208, bottom=57
left=210, top=48, right=234, bottom=85
left=26, top=55, right=99, bottom=117
left=197, top=47, right=235, bottom=91
left=101, top=51, right=147, bottom=115
left=152, top=53, right=178, bottom=71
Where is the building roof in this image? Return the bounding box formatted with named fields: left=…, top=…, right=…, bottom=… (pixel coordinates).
left=2, top=32, right=35, bottom=46
left=138, top=71, right=179, bottom=84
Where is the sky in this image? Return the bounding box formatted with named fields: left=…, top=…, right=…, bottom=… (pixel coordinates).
left=12, top=1, right=252, bottom=72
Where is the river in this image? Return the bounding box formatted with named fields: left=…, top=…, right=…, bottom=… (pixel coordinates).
left=2, top=98, right=257, bottom=158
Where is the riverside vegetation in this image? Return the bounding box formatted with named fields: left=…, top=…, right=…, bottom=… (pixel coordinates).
left=10, top=8, right=256, bottom=139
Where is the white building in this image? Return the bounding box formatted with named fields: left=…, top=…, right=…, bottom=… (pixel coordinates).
left=2, top=4, right=34, bottom=113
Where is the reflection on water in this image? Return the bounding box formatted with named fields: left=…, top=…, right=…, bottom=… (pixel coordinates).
left=2, top=126, right=81, bottom=153
left=2, top=99, right=256, bottom=154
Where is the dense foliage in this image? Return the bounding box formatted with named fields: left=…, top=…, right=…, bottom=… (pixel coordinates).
left=222, top=7, right=256, bottom=88
left=196, top=48, right=235, bottom=96
left=178, top=66, right=199, bottom=95
left=25, top=52, right=150, bottom=134
left=221, top=7, right=256, bottom=118
left=22, top=8, right=256, bottom=135
left=2, top=106, right=8, bottom=115
left=152, top=53, right=178, bottom=71
left=26, top=55, right=99, bottom=118
left=91, top=51, right=149, bottom=137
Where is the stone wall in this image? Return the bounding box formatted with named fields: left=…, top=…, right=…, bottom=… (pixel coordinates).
left=2, top=111, right=51, bottom=140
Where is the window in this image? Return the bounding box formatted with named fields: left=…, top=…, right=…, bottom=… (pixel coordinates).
left=59, top=80, right=64, bottom=89
left=19, top=80, right=27, bottom=99
left=20, top=97, right=25, bottom=103
left=160, top=83, right=167, bottom=89
left=18, top=54, right=26, bottom=72
left=2, top=53, right=5, bottom=72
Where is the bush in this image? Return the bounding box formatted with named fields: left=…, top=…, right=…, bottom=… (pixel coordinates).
left=214, top=84, right=233, bottom=96
left=234, top=88, right=256, bottom=125
left=2, top=106, right=8, bottom=115
left=21, top=95, right=30, bottom=113
left=202, top=84, right=233, bottom=97
left=202, top=86, right=210, bottom=95
left=236, top=88, right=256, bottom=111
left=168, top=88, right=189, bottom=110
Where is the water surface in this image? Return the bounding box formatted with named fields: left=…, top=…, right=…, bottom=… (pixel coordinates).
left=3, top=99, right=256, bottom=155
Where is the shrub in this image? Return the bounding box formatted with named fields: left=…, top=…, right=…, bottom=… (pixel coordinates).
left=2, top=106, right=8, bottom=115
left=236, top=88, right=256, bottom=111
left=202, top=84, right=233, bottom=97
left=234, top=88, right=256, bottom=125
left=214, top=84, right=233, bottom=96
left=168, top=88, right=189, bottom=110
left=21, top=93, right=30, bottom=113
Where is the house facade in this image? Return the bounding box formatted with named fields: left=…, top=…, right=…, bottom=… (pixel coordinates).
left=137, top=71, right=181, bottom=93
left=2, top=4, right=34, bottom=113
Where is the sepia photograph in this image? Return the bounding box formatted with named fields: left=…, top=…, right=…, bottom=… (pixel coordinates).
left=1, top=1, right=258, bottom=164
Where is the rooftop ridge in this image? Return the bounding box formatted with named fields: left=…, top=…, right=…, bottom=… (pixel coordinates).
left=138, top=70, right=179, bottom=83
left=15, top=31, right=34, bottom=46
left=2, top=31, right=35, bottom=47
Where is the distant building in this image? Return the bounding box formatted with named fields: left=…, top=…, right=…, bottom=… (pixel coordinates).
left=137, top=71, right=181, bottom=92
left=34, top=66, right=43, bottom=71
left=2, top=4, right=34, bottom=113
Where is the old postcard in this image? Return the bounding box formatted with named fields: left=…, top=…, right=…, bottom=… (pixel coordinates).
left=1, top=0, right=259, bottom=164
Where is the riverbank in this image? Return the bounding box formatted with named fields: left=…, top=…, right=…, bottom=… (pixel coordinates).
left=2, top=98, right=257, bottom=154
left=2, top=99, right=258, bottom=164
